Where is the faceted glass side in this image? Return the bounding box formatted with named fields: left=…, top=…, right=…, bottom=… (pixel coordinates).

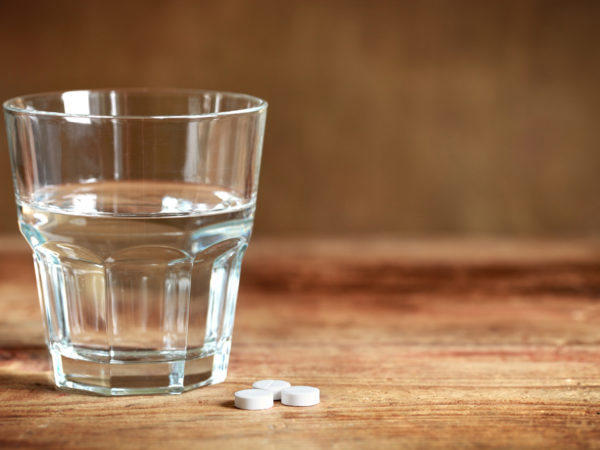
left=32, top=239, right=247, bottom=395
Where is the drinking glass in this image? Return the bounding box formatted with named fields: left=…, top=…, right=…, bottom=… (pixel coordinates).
left=3, top=89, right=267, bottom=395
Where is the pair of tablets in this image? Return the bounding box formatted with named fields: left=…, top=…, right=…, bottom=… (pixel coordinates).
left=234, top=380, right=320, bottom=410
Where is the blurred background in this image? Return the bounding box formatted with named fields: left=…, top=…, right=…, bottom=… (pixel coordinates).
left=1, top=0, right=599, bottom=237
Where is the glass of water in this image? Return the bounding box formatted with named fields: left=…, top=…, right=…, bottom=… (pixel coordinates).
left=3, top=89, right=267, bottom=395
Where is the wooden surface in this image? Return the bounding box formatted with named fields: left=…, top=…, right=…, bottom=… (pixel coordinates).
left=0, top=237, right=599, bottom=449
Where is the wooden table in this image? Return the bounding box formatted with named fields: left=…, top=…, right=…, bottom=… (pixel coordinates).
left=0, top=238, right=599, bottom=449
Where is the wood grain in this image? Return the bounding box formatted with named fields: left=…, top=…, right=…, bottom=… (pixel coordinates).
left=0, top=238, right=599, bottom=449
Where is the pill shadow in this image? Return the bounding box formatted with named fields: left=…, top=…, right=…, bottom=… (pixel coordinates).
left=219, top=400, right=237, bottom=409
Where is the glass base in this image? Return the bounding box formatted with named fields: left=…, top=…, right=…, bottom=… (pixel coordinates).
left=49, top=341, right=231, bottom=396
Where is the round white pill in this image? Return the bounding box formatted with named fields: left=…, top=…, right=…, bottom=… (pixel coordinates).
left=234, top=389, right=274, bottom=410
left=252, top=379, right=292, bottom=400
left=281, top=386, right=320, bottom=407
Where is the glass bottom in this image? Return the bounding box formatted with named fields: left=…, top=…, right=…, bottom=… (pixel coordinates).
left=49, top=340, right=231, bottom=396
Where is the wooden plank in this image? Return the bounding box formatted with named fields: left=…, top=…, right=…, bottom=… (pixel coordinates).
left=0, top=238, right=599, bottom=449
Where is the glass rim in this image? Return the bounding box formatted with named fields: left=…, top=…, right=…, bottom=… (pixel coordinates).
left=2, top=88, right=268, bottom=120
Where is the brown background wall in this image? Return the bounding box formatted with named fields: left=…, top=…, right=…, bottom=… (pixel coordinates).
left=1, top=0, right=599, bottom=237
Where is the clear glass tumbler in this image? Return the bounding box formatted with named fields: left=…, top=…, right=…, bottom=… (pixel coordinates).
left=3, top=89, right=267, bottom=395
